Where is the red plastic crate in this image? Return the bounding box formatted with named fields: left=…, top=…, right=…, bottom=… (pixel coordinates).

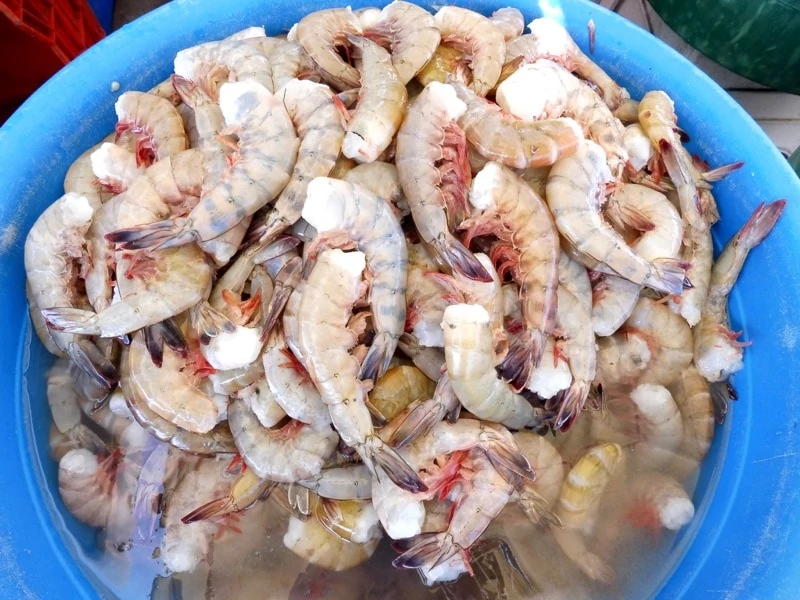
left=0, top=0, right=105, bottom=122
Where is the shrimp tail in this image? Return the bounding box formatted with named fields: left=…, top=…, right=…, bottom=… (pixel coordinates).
left=181, top=497, right=234, bottom=523
left=392, top=532, right=461, bottom=570
left=144, top=318, right=188, bottom=367
left=389, top=398, right=447, bottom=449
left=497, top=329, right=546, bottom=392
left=646, top=258, right=689, bottom=295
left=606, top=201, right=655, bottom=233
left=737, top=200, right=786, bottom=250
left=554, top=380, right=591, bottom=431
left=65, top=337, right=120, bottom=389
left=360, top=331, right=396, bottom=383
left=43, top=308, right=101, bottom=335
left=517, top=488, right=562, bottom=527
left=105, top=218, right=198, bottom=251
left=432, top=232, right=492, bottom=283
left=481, top=430, right=535, bottom=483
left=365, top=435, right=428, bottom=494
left=260, top=256, right=303, bottom=341
left=709, top=380, right=736, bottom=424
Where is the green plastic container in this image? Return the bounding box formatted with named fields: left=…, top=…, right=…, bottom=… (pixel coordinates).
left=649, top=0, right=800, bottom=93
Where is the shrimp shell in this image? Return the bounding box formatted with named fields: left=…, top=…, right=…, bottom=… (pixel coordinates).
left=295, top=8, right=363, bottom=90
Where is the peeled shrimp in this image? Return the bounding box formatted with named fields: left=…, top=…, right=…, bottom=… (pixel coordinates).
left=301, top=177, right=407, bottom=382
left=298, top=249, right=424, bottom=493
left=489, top=7, right=525, bottom=41
left=497, top=60, right=628, bottom=177
left=452, top=82, right=583, bottom=170
left=114, top=91, right=187, bottom=167
left=467, top=161, right=560, bottom=389
left=546, top=141, right=686, bottom=295
left=107, top=81, right=298, bottom=252
left=295, top=8, right=362, bottom=90
left=695, top=200, right=785, bottom=382
left=58, top=448, right=120, bottom=527
left=433, top=6, right=505, bottom=96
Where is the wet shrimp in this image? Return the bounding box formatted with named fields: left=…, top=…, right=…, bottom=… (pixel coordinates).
left=341, top=35, right=407, bottom=163
left=670, top=365, right=714, bottom=461
left=398, top=332, right=446, bottom=382
left=313, top=497, right=381, bottom=544
left=65, top=140, right=113, bottom=206
left=228, top=398, right=338, bottom=482
left=512, top=432, right=565, bottom=523
left=452, top=82, right=583, bottom=170
left=250, top=79, right=345, bottom=249
left=343, top=161, right=409, bottom=217
left=497, top=60, right=628, bottom=177
left=668, top=224, right=712, bottom=327
left=301, top=177, right=408, bottom=382
left=269, top=42, right=318, bottom=90
left=295, top=8, right=362, bottom=90
left=546, top=141, right=687, bottom=295
left=433, top=6, right=505, bottom=97
left=694, top=200, right=785, bottom=382
left=298, top=464, right=373, bottom=500
left=25, top=192, right=118, bottom=387
left=526, top=336, right=573, bottom=400
left=558, top=251, right=593, bottom=313
left=90, top=143, right=141, bottom=194
left=489, top=7, right=525, bottom=41
left=297, top=249, right=424, bottom=493
left=58, top=448, right=121, bottom=527
left=466, top=161, right=560, bottom=390
left=623, top=124, right=654, bottom=172
left=107, top=81, right=298, bottom=252
left=46, top=360, right=106, bottom=454
left=182, top=467, right=276, bottom=522
left=114, top=91, right=187, bottom=167
left=591, top=273, right=642, bottom=337
left=624, top=472, right=694, bottom=533
left=284, top=513, right=381, bottom=571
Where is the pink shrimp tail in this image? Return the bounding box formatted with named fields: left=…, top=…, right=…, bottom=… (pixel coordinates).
left=737, top=200, right=786, bottom=250
left=496, top=328, right=546, bottom=392
left=106, top=217, right=198, bottom=250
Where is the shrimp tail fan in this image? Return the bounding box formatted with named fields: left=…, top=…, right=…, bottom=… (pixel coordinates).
left=106, top=218, right=197, bottom=250
left=432, top=232, right=492, bottom=283
left=365, top=436, right=428, bottom=494
left=66, top=337, right=120, bottom=388
left=360, top=331, right=397, bottom=383
left=392, top=532, right=461, bottom=570
left=496, top=329, right=546, bottom=392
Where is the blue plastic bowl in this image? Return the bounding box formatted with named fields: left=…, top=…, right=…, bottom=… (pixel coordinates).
left=1, top=0, right=798, bottom=597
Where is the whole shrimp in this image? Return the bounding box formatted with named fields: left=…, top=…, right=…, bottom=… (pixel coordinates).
left=442, top=304, right=537, bottom=429
left=114, top=91, right=187, bottom=167
left=228, top=397, right=338, bottom=482
left=503, top=17, right=628, bottom=111
left=107, top=81, right=298, bottom=252
left=250, top=79, right=345, bottom=249
left=58, top=448, right=121, bottom=527
left=433, top=6, right=505, bottom=97
left=295, top=8, right=363, bottom=90
left=694, top=200, right=785, bottom=382
left=452, top=82, right=583, bottom=170
left=466, top=161, right=560, bottom=390
left=489, top=7, right=525, bottom=41
left=496, top=60, right=628, bottom=177
left=297, top=249, right=424, bottom=493
left=25, top=192, right=118, bottom=387
left=301, top=177, right=407, bottom=383
left=341, top=36, right=407, bottom=163
left=546, top=141, right=687, bottom=295
left=395, top=81, right=491, bottom=282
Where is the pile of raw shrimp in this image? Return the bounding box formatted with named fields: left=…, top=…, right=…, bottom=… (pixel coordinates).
left=28, top=1, right=784, bottom=591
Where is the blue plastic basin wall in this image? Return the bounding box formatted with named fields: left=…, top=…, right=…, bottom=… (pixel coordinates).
left=0, top=0, right=799, bottom=598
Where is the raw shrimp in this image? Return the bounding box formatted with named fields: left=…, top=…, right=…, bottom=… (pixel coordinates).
left=595, top=329, right=652, bottom=391
left=269, top=42, right=318, bottom=91
left=496, top=60, right=628, bottom=177
left=546, top=140, right=687, bottom=294
left=591, top=274, right=641, bottom=337
left=553, top=442, right=623, bottom=583
left=64, top=141, right=111, bottom=207
left=668, top=225, right=712, bottom=327
left=263, top=327, right=330, bottom=429
left=250, top=79, right=345, bottom=249
left=114, top=91, right=187, bottom=167
left=58, top=448, right=120, bottom=527
left=237, top=373, right=288, bottom=429
left=398, top=332, right=446, bottom=382
left=182, top=467, right=275, bottom=522
left=313, top=497, right=381, bottom=543
left=25, top=192, right=118, bottom=387
left=343, top=161, right=408, bottom=217
left=694, top=200, right=785, bottom=382
left=90, top=143, right=141, bottom=194
left=489, top=7, right=524, bottom=41
left=341, top=35, right=407, bottom=163
left=467, top=161, right=560, bottom=390
left=626, top=383, right=684, bottom=468
left=386, top=373, right=460, bottom=449
left=369, top=364, right=436, bottom=422
left=433, top=6, right=505, bottom=97
left=526, top=336, right=572, bottom=400
left=123, top=330, right=222, bottom=434
left=452, top=82, right=583, bottom=170
left=504, top=17, right=628, bottom=110
left=393, top=450, right=515, bottom=572
left=46, top=360, right=106, bottom=454
left=301, top=177, right=407, bottom=383
left=283, top=513, right=381, bottom=571
left=295, top=8, right=362, bottom=90
left=228, top=398, right=338, bottom=482
left=107, top=81, right=298, bottom=251
left=442, top=303, right=537, bottom=429
left=173, top=38, right=274, bottom=98
left=558, top=251, right=593, bottom=313
left=608, top=183, right=683, bottom=261
left=395, top=81, right=490, bottom=282
left=623, top=124, right=654, bottom=172
left=670, top=365, right=714, bottom=461
left=624, top=472, right=694, bottom=532
left=512, top=431, right=565, bottom=522
left=297, top=249, right=424, bottom=493
left=298, top=464, right=373, bottom=500
left=415, top=44, right=469, bottom=88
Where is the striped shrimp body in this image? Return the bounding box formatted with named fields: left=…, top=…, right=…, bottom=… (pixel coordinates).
left=295, top=8, right=363, bottom=90
left=395, top=81, right=491, bottom=282
left=467, top=160, right=560, bottom=390
left=114, top=92, right=188, bottom=167
left=297, top=249, right=424, bottom=493
left=107, top=81, right=299, bottom=252
left=301, top=177, right=407, bottom=383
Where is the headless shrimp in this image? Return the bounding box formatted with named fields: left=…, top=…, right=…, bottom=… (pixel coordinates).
left=623, top=124, right=654, bottom=172
left=46, top=360, right=106, bottom=454
left=65, top=141, right=111, bottom=207
left=433, top=6, right=506, bottom=97
left=694, top=200, right=785, bottom=382
left=496, top=60, right=628, bottom=177
left=114, top=92, right=187, bottom=167
left=284, top=513, right=381, bottom=571
left=595, top=330, right=652, bottom=391
left=526, top=336, right=573, bottom=400
left=489, top=7, right=525, bottom=41
left=91, top=142, right=142, bottom=194
left=558, top=251, right=593, bottom=313
left=617, top=383, right=684, bottom=468
left=342, top=35, right=407, bottom=163
left=297, top=249, right=425, bottom=493
left=228, top=398, right=338, bottom=482
left=270, top=42, right=318, bottom=90
left=395, top=81, right=490, bottom=282
left=58, top=448, right=121, bottom=527
left=250, top=79, right=345, bottom=249
left=546, top=141, right=687, bottom=294
left=25, top=193, right=118, bottom=387
left=466, top=161, right=560, bottom=390
left=182, top=467, right=276, bottom=522
left=452, top=82, right=583, bottom=170
left=398, top=332, right=446, bottom=382
left=624, top=472, right=694, bottom=533
left=668, top=223, right=712, bottom=327
left=295, top=8, right=362, bottom=90
left=107, top=81, right=299, bottom=252
left=301, top=177, right=407, bottom=383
